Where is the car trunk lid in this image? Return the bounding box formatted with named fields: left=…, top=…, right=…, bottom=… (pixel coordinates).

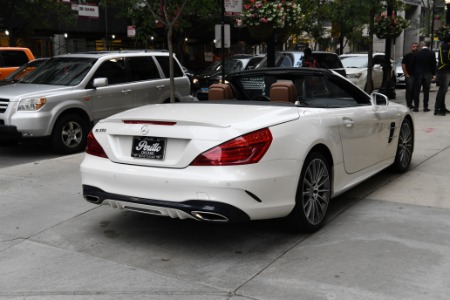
left=93, top=102, right=300, bottom=168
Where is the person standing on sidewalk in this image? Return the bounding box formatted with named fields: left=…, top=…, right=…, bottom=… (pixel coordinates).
left=412, top=40, right=436, bottom=112
left=402, top=42, right=418, bottom=109
left=435, top=38, right=450, bottom=116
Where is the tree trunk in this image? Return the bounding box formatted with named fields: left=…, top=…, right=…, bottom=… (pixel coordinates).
left=167, top=25, right=176, bottom=103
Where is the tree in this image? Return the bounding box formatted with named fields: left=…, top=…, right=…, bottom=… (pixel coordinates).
left=113, top=0, right=219, bottom=102
left=0, top=0, right=75, bottom=46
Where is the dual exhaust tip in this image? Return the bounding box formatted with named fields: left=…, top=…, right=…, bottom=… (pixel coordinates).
left=83, top=195, right=229, bottom=222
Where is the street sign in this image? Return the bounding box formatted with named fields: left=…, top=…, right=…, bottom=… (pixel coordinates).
left=215, top=24, right=230, bottom=48
left=127, top=25, right=136, bottom=38
left=225, top=0, right=242, bottom=15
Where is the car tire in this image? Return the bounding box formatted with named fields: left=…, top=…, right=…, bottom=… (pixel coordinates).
left=51, top=114, right=89, bottom=154
left=286, top=152, right=331, bottom=232
left=390, top=118, right=413, bottom=172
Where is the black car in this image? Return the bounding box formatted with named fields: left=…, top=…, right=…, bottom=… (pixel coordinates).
left=255, top=51, right=347, bottom=77
left=192, top=54, right=263, bottom=100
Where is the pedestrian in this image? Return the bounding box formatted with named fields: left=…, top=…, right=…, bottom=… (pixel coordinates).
left=302, top=48, right=318, bottom=68
left=411, top=40, right=436, bottom=112
left=434, top=37, right=450, bottom=116
left=401, top=42, right=418, bottom=109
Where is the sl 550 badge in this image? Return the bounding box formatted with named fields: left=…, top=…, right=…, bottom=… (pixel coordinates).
left=95, top=128, right=107, bottom=133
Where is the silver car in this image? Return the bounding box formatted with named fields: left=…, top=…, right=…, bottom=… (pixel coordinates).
left=0, top=51, right=193, bottom=153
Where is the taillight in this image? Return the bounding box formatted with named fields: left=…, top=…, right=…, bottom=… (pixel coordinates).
left=86, top=131, right=108, bottom=158
left=191, top=128, right=272, bottom=166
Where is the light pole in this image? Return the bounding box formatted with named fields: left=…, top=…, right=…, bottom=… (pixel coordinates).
left=378, top=1, right=396, bottom=99
left=446, top=0, right=450, bottom=24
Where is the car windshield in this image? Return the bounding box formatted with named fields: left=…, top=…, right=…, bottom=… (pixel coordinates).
left=228, top=71, right=370, bottom=107
left=2, top=59, right=48, bottom=82
left=340, top=56, right=368, bottom=68
left=210, top=59, right=245, bottom=73
left=20, top=57, right=97, bottom=86
left=256, top=53, right=300, bottom=69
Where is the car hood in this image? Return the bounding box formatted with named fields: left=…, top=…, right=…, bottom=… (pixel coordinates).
left=344, top=68, right=367, bottom=74
left=95, top=102, right=301, bottom=168
left=0, top=83, right=73, bottom=100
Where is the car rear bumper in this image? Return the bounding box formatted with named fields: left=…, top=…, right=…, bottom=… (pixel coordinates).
left=80, top=155, right=299, bottom=221
left=83, top=185, right=250, bottom=223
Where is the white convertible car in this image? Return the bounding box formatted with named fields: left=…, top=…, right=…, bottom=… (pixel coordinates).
left=80, top=68, right=414, bottom=232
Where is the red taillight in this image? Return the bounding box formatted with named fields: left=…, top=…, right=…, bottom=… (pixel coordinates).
left=191, top=128, right=272, bottom=166
left=86, top=131, right=108, bottom=158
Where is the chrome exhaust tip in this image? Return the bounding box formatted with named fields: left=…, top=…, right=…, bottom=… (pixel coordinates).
left=191, top=211, right=229, bottom=222
left=84, top=195, right=102, bottom=204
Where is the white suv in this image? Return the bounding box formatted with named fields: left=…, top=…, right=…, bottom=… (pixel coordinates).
left=0, top=51, right=193, bottom=153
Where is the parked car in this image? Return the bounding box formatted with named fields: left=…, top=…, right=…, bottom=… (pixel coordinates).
left=81, top=67, right=414, bottom=232
left=255, top=51, right=347, bottom=77
left=339, top=53, right=395, bottom=91
left=0, top=58, right=49, bottom=86
left=192, top=54, right=262, bottom=100
left=0, top=50, right=193, bottom=153
left=394, top=57, right=405, bottom=88
left=397, top=53, right=438, bottom=87
left=0, top=47, right=35, bottom=80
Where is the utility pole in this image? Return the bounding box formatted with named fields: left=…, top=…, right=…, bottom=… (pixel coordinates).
left=379, top=0, right=396, bottom=99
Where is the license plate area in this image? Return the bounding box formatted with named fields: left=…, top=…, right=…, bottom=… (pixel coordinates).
left=131, top=136, right=166, bottom=160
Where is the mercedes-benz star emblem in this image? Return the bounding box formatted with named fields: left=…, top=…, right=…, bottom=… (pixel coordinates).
left=140, top=125, right=149, bottom=135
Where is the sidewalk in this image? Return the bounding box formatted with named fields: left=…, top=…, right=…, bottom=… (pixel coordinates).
left=0, top=88, right=450, bottom=299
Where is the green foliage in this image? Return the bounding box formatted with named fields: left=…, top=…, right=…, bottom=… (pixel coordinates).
left=373, top=13, right=409, bottom=39
left=437, top=25, right=450, bottom=41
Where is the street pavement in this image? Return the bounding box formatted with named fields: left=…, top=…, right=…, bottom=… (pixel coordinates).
left=1, top=87, right=450, bottom=299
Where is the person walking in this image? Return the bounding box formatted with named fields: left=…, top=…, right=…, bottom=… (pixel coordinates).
left=401, top=42, right=418, bottom=109
left=411, top=40, right=436, bottom=112
left=434, top=37, right=450, bottom=116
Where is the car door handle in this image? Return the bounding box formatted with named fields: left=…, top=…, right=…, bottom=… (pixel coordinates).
left=343, top=117, right=354, bottom=128
left=156, top=85, right=165, bottom=90
left=122, top=89, right=132, bottom=94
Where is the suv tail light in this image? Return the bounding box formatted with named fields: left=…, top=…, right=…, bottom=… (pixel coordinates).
left=86, top=131, right=108, bottom=158
left=191, top=128, right=272, bottom=166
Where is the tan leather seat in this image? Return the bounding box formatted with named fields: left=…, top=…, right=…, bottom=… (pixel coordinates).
left=208, top=83, right=233, bottom=100
left=269, top=81, right=297, bottom=103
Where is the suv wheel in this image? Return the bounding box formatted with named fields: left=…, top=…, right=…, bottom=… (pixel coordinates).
left=51, top=114, right=88, bottom=154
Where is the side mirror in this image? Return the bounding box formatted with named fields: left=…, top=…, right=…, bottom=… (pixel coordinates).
left=93, top=78, right=108, bottom=88
left=370, top=92, right=388, bottom=109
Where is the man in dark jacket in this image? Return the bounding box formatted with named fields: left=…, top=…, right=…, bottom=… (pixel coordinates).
left=401, top=42, right=418, bottom=109
left=435, top=38, right=450, bottom=116
left=412, top=40, right=436, bottom=112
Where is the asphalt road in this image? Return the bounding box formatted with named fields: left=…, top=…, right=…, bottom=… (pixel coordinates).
left=1, top=86, right=450, bottom=299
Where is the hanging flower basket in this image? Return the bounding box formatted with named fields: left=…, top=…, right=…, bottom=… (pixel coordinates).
left=240, top=0, right=302, bottom=41
left=373, top=13, right=409, bottom=39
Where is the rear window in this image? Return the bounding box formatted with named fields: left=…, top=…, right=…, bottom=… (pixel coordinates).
left=0, top=50, right=30, bottom=67
left=154, top=56, right=183, bottom=78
